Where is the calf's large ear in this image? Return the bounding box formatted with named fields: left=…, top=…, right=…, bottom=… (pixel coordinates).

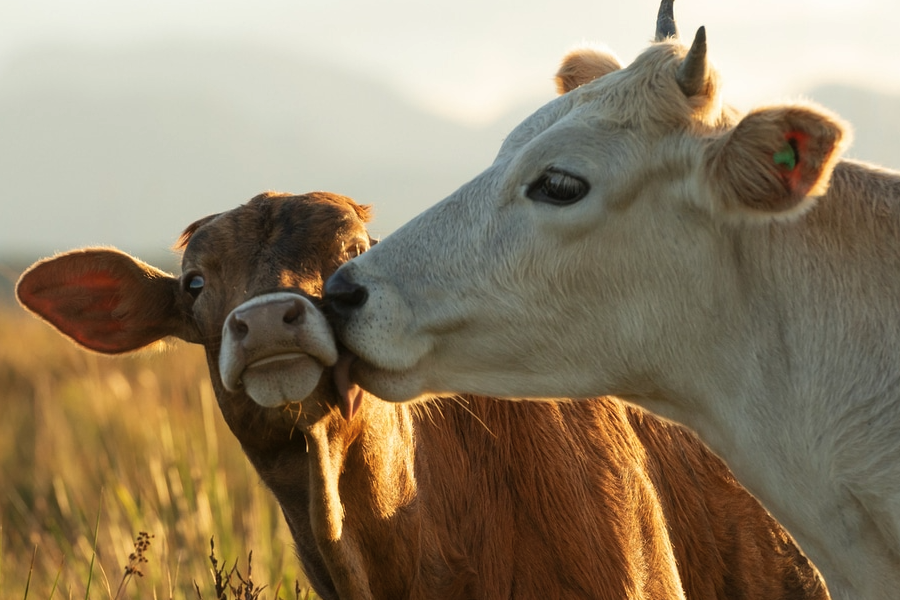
left=707, top=103, right=847, bottom=218
left=16, top=248, right=192, bottom=354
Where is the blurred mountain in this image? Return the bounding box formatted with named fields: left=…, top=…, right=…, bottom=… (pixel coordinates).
left=0, top=41, right=544, bottom=264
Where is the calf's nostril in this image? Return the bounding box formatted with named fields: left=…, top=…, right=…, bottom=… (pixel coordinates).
left=284, top=299, right=306, bottom=325
left=227, top=314, right=250, bottom=340
left=325, top=270, right=369, bottom=315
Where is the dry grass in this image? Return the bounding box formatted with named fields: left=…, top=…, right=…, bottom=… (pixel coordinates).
left=0, top=305, right=316, bottom=599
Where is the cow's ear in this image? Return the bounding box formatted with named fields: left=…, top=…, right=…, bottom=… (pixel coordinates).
left=707, top=103, right=847, bottom=218
left=16, top=248, right=192, bottom=354
left=555, top=46, right=622, bottom=95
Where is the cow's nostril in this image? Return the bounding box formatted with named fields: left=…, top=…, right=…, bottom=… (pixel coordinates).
left=325, top=270, right=369, bottom=316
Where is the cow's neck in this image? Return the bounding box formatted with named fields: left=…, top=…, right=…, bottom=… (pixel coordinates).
left=634, top=159, right=900, bottom=599
left=752, top=160, right=900, bottom=590
left=296, top=395, right=424, bottom=599
left=208, top=371, right=423, bottom=598
left=639, top=160, right=900, bottom=460
left=741, top=159, right=900, bottom=464
left=301, top=394, right=481, bottom=599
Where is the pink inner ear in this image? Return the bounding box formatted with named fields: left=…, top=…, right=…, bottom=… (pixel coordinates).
left=70, top=271, right=123, bottom=299
left=66, top=271, right=123, bottom=317
left=781, top=131, right=810, bottom=194
left=28, top=269, right=129, bottom=342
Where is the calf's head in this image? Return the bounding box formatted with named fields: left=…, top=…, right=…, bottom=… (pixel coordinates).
left=326, top=2, right=847, bottom=403
left=16, top=192, right=374, bottom=435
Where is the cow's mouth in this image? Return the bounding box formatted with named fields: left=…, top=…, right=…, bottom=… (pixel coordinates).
left=333, top=349, right=365, bottom=421
left=331, top=344, right=434, bottom=406
left=246, top=352, right=306, bottom=369
left=234, top=350, right=328, bottom=409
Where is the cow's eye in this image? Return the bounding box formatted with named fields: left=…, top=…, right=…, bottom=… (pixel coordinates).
left=527, top=169, right=589, bottom=205
left=184, top=273, right=205, bottom=298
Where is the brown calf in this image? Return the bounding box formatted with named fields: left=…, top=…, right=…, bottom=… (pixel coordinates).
left=16, top=192, right=828, bottom=599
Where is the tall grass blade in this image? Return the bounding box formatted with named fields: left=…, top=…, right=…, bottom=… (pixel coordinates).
left=83, top=494, right=103, bottom=600
left=49, top=556, right=65, bottom=600
left=22, top=545, right=37, bottom=600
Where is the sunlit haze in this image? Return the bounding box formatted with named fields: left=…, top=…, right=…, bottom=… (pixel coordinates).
left=1, top=0, right=898, bottom=259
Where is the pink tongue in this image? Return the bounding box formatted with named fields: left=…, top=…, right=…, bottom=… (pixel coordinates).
left=334, top=351, right=364, bottom=421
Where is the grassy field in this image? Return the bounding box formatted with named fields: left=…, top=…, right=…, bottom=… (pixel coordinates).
left=0, top=304, right=315, bottom=599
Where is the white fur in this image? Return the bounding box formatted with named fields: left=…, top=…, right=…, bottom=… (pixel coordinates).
left=331, top=38, right=900, bottom=600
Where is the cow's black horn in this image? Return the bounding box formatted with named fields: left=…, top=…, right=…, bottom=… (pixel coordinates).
left=676, top=26, right=708, bottom=97
left=655, top=0, right=678, bottom=41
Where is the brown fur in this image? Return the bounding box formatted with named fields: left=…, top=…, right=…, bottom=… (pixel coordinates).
left=16, top=192, right=828, bottom=599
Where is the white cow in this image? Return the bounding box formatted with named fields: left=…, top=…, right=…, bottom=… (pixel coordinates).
left=325, top=3, right=900, bottom=599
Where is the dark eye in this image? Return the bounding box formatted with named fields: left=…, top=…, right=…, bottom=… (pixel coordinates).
left=526, top=168, right=589, bottom=205
left=184, top=273, right=205, bottom=298
left=344, top=237, right=370, bottom=260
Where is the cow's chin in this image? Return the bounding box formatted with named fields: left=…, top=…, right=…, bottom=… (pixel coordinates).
left=348, top=354, right=433, bottom=404
left=240, top=354, right=326, bottom=408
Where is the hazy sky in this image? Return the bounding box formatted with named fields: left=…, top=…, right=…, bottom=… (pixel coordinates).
left=2, top=0, right=899, bottom=124
left=1, top=0, right=898, bottom=261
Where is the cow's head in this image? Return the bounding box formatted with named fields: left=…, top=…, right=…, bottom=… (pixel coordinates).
left=16, top=192, right=375, bottom=441
left=325, top=1, right=847, bottom=403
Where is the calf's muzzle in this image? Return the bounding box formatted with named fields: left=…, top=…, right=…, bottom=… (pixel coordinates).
left=219, top=292, right=339, bottom=407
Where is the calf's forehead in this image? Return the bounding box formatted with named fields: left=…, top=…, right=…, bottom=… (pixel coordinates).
left=180, top=193, right=368, bottom=286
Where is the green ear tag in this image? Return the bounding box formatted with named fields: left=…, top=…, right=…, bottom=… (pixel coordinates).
left=773, top=141, right=797, bottom=170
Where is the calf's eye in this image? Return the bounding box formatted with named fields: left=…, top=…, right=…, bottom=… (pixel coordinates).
left=340, top=237, right=371, bottom=261
left=185, top=274, right=205, bottom=297
left=527, top=168, right=589, bottom=206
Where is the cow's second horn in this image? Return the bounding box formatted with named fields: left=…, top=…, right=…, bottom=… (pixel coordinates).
left=655, top=0, right=677, bottom=41
left=676, top=26, right=708, bottom=97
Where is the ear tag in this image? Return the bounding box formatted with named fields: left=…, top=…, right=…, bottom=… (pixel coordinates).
left=773, top=140, right=797, bottom=171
